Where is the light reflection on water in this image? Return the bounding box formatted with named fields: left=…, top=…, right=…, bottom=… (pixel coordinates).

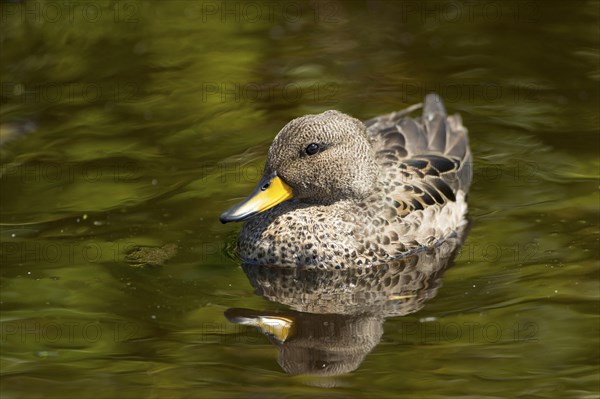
left=0, top=1, right=598, bottom=398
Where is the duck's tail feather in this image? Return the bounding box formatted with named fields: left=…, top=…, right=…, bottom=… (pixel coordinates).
left=423, top=93, right=447, bottom=118
left=422, top=93, right=472, bottom=193
left=423, top=94, right=447, bottom=154
left=364, top=93, right=472, bottom=195
left=422, top=94, right=468, bottom=158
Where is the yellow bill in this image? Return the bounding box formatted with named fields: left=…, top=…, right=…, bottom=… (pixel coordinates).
left=220, top=172, right=293, bottom=223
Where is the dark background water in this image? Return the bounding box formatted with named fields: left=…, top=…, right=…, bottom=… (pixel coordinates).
left=1, top=1, right=599, bottom=398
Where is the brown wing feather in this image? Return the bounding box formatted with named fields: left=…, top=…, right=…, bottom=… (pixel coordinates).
left=365, top=94, right=472, bottom=214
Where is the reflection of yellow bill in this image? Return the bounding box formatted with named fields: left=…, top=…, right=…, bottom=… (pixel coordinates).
left=235, top=315, right=294, bottom=342
left=220, top=173, right=293, bottom=223
left=255, top=316, right=294, bottom=342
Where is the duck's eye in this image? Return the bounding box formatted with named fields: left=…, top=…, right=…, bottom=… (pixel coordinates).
left=305, top=143, right=319, bottom=156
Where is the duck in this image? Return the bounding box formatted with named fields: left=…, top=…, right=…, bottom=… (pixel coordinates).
left=220, top=93, right=472, bottom=269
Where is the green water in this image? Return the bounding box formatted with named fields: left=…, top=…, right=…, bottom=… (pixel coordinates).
left=1, top=0, right=599, bottom=397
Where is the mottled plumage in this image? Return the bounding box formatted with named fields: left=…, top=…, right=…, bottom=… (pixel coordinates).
left=228, top=94, right=471, bottom=268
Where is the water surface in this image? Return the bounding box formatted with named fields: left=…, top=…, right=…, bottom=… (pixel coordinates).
left=1, top=1, right=599, bottom=398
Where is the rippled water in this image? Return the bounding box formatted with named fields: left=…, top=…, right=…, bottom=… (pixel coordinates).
left=1, top=1, right=599, bottom=398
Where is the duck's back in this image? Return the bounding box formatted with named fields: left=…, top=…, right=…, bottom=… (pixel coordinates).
left=363, top=94, right=472, bottom=248
left=365, top=94, right=472, bottom=210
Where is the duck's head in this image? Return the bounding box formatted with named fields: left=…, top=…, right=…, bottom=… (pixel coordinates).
left=220, top=110, right=379, bottom=223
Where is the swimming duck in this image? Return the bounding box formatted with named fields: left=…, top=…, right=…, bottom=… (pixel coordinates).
left=220, top=94, right=472, bottom=268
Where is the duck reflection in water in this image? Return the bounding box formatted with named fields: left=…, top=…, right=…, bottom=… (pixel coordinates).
left=226, top=223, right=469, bottom=376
